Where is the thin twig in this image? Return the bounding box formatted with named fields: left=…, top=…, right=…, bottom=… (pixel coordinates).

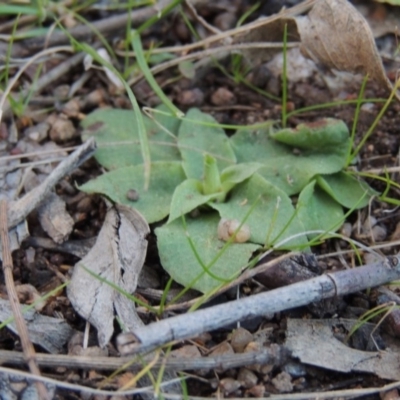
left=0, top=200, right=49, bottom=399
left=127, top=42, right=299, bottom=86
left=7, top=137, right=96, bottom=230
left=10, top=0, right=180, bottom=57
left=118, top=255, right=400, bottom=355
left=0, top=45, right=74, bottom=123
left=0, top=365, right=183, bottom=397
left=0, top=345, right=286, bottom=372
left=138, top=252, right=296, bottom=313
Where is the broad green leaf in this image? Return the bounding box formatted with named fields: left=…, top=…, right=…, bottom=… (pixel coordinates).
left=375, top=0, right=400, bottom=5
left=79, top=162, right=185, bottom=223
left=81, top=104, right=181, bottom=170
left=220, top=162, right=263, bottom=192
left=178, top=61, right=196, bottom=79
left=230, top=121, right=350, bottom=195
left=316, top=172, right=378, bottom=209
left=297, top=180, right=344, bottom=235
left=271, top=119, right=349, bottom=150
left=168, top=179, right=219, bottom=223
left=211, top=173, right=308, bottom=249
left=178, top=108, right=236, bottom=179
left=156, top=213, right=260, bottom=293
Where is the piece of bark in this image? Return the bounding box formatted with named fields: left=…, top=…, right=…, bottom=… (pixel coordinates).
left=286, top=318, right=400, bottom=381
left=37, top=193, right=74, bottom=244
left=0, top=298, right=75, bottom=354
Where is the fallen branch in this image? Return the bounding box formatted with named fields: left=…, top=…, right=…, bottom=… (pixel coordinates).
left=117, top=255, right=400, bottom=355
left=0, top=345, right=287, bottom=372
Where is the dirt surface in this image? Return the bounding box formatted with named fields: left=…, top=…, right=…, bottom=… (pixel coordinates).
left=2, top=1, right=400, bottom=399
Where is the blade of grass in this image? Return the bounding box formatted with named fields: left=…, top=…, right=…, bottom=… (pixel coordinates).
left=281, top=23, right=288, bottom=128
left=131, top=30, right=184, bottom=118
left=286, top=98, right=387, bottom=119
left=80, top=264, right=158, bottom=314
left=351, top=78, right=400, bottom=160
left=74, top=41, right=152, bottom=190
left=135, top=0, right=183, bottom=35
left=346, top=75, right=369, bottom=166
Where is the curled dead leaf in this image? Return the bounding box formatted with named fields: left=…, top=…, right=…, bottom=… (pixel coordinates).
left=295, top=0, right=398, bottom=99
left=67, top=204, right=149, bottom=347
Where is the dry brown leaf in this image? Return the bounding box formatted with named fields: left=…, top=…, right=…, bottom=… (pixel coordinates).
left=295, top=0, right=397, bottom=97
left=286, top=318, right=400, bottom=380
left=240, top=17, right=300, bottom=65
left=67, top=204, right=149, bottom=347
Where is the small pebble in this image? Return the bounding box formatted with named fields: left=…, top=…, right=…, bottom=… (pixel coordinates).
left=271, top=371, right=293, bottom=393
left=360, top=103, right=375, bottom=113
left=211, top=87, right=235, bottom=106
left=219, top=377, right=241, bottom=395
left=213, top=12, right=236, bottom=31
left=209, top=341, right=234, bottom=357
left=340, top=222, right=352, bottom=238
left=282, top=361, right=307, bottom=378
left=126, top=189, right=139, bottom=202
left=230, top=327, right=253, bottom=353
left=176, top=88, right=204, bottom=106
left=48, top=114, right=76, bottom=142
left=371, top=225, right=387, bottom=242
left=247, top=384, right=265, bottom=397
left=237, top=368, right=258, bottom=388
left=24, top=122, right=49, bottom=142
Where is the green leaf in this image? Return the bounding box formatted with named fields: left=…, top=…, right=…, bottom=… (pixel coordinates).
left=178, top=108, right=236, bottom=179
left=81, top=104, right=181, bottom=170
left=297, top=180, right=344, bottom=235
left=156, top=213, right=260, bottom=293
left=230, top=120, right=350, bottom=195
left=168, top=179, right=219, bottom=223
left=211, top=173, right=308, bottom=249
left=220, top=162, right=263, bottom=192
left=271, top=119, right=350, bottom=150
left=316, top=172, right=378, bottom=209
left=79, top=162, right=185, bottom=223
left=148, top=52, right=176, bottom=65
left=178, top=60, right=196, bottom=79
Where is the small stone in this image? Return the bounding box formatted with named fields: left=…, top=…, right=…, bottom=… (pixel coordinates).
left=237, top=368, right=258, bottom=389
left=24, top=122, right=49, bottom=142
left=361, top=103, right=375, bottom=113
left=209, top=341, right=234, bottom=357
left=340, top=222, right=352, bottom=238
left=372, top=225, right=387, bottom=242
left=271, top=371, right=293, bottom=393
left=76, top=196, right=93, bottom=213
left=170, top=345, right=201, bottom=359
left=247, top=384, right=265, bottom=397
left=213, top=12, right=236, bottom=31
left=176, top=88, right=204, bottom=106
left=62, top=98, right=82, bottom=117
left=211, top=87, right=235, bottom=106
left=48, top=114, right=76, bottom=142
left=282, top=361, right=307, bottom=378
left=126, top=189, right=140, bottom=202
left=53, top=84, right=70, bottom=100
left=230, top=327, right=253, bottom=353
left=219, top=377, right=241, bottom=395
left=362, top=216, right=377, bottom=233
